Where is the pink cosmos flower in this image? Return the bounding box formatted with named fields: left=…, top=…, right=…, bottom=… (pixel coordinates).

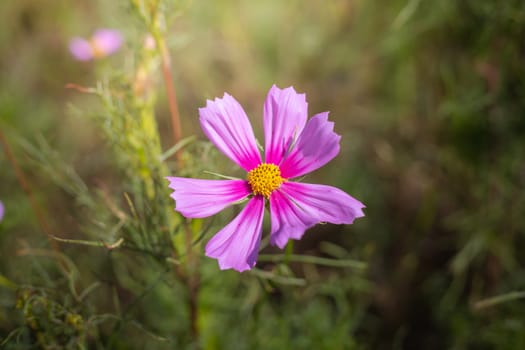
left=69, top=29, right=122, bottom=61
left=167, top=85, right=365, bottom=272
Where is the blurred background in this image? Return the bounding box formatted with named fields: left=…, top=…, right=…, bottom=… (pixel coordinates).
left=1, top=0, right=525, bottom=349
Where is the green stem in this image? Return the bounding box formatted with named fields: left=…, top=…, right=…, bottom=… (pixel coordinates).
left=474, top=291, right=525, bottom=310
left=258, top=254, right=367, bottom=269
left=50, top=235, right=124, bottom=249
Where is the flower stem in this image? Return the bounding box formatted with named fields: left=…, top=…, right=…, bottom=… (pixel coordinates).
left=183, top=220, right=200, bottom=341
left=0, top=130, right=57, bottom=249
left=258, top=254, right=367, bottom=269
left=473, top=291, right=525, bottom=310
left=152, top=23, right=200, bottom=342
left=157, top=34, right=183, bottom=162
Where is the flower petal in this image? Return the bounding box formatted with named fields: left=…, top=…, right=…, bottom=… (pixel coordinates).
left=69, top=38, right=93, bottom=61
left=200, top=94, right=262, bottom=171
left=92, top=29, right=123, bottom=56
left=263, top=85, right=308, bottom=165
left=0, top=200, right=4, bottom=222
left=166, top=177, right=251, bottom=218
left=278, top=181, right=365, bottom=226
left=205, top=196, right=265, bottom=272
left=279, top=112, right=340, bottom=178
left=269, top=189, right=319, bottom=249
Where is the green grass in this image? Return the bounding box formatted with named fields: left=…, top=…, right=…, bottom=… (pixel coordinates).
left=1, top=0, right=525, bottom=348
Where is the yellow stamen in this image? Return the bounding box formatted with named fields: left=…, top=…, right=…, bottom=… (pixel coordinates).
left=90, top=39, right=105, bottom=58
left=247, top=163, right=285, bottom=198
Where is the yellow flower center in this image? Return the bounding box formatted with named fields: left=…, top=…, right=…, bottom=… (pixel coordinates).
left=247, top=163, right=285, bottom=198
left=90, top=39, right=106, bottom=58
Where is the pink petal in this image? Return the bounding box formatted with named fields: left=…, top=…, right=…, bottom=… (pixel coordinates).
left=199, top=93, right=262, bottom=171
left=269, top=190, right=319, bottom=249
left=279, top=112, right=340, bottom=178
left=69, top=38, right=93, bottom=61
left=166, top=177, right=251, bottom=218
left=268, top=182, right=364, bottom=247
left=0, top=200, right=4, bottom=222
left=92, top=29, right=122, bottom=56
left=205, top=196, right=265, bottom=272
left=263, top=85, right=308, bottom=165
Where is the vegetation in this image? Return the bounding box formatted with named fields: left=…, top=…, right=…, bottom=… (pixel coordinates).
left=1, top=0, right=524, bottom=348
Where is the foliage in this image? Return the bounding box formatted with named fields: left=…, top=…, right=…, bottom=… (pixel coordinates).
left=1, top=0, right=524, bottom=349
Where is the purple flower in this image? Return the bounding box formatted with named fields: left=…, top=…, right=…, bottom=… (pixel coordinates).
left=167, top=85, right=365, bottom=272
left=0, top=200, right=4, bottom=222
left=69, top=29, right=122, bottom=61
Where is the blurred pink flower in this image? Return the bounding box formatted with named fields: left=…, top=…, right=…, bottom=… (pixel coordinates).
left=167, top=85, right=365, bottom=272
left=0, top=200, right=4, bottom=222
left=69, top=29, right=122, bottom=61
